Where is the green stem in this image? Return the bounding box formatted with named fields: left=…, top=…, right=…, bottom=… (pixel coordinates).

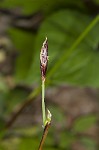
left=42, top=80, right=46, bottom=126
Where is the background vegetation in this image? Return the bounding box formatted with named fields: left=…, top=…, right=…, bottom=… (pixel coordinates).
left=0, top=0, right=99, bottom=150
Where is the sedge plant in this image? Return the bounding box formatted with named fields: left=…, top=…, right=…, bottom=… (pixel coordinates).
left=39, top=37, right=52, bottom=150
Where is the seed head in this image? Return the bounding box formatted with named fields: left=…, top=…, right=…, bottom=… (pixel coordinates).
left=40, top=37, right=48, bottom=81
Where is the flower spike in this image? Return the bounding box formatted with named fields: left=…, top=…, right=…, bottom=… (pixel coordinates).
left=40, top=37, right=48, bottom=81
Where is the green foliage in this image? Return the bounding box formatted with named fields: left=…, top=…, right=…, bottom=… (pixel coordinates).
left=94, top=0, right=99, bottom=4
left=19, top=138, right=39, bottom=150
left=0, top=0, right=98, bottom=150
left=5, top=87, right=29, bottom=114
left=81, top=137, right=97, bottom=150
left=0, top=0, right=85, bottom=15
left=73, top=115, right=97, bottom=132
left=1, top=2, right=99, bottom=87
left=49, top=105, right=65, bottom=123
left=27, top=10, right=99, bottom=87
left=8, top=29, right=35, bottom=83
left=59, top=131, right=76, bottom=149
left=0, top=77, right=9, bottom=93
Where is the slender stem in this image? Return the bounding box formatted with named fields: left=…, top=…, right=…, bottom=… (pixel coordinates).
left=42, top=80, right=46, bottom=126
left=38, top=122, right=51, bottom=150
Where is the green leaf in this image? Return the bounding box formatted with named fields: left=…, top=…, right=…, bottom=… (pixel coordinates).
left=28, top=10, right=99, bottom=87
left=73, top=115, right=97, bottom=132
left=8, top=29, right=35, bottom=83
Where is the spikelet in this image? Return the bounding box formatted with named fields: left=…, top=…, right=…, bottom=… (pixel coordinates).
left=40, top=37, right=48, bottom=81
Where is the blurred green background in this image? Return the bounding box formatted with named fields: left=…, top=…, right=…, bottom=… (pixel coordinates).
left=0, top=0, right=99, bottom=150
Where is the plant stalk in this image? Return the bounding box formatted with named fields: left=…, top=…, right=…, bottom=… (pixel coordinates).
left=38, top=122, right=51, bottom=150
left=42, top=80, right=46, bottom=126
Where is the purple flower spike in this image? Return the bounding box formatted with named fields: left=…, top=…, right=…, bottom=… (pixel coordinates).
left=40, top=37, right=48, bottom=81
